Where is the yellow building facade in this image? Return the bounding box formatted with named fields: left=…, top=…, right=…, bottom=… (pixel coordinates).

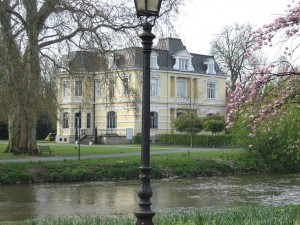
left=56, top=38, right=226, bottom=144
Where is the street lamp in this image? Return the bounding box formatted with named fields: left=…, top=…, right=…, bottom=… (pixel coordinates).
left=133, top=1, right=162, bottom=225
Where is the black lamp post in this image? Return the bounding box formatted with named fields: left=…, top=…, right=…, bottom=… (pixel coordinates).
left=134, top=1, right=162, bottom=225
left=75, top=107, right=82, bottom=160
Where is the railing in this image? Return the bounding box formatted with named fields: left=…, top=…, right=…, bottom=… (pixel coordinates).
left=175, top=97, right=190, bottom=103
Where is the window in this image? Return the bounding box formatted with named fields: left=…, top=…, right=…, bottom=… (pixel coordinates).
left=108, top=80, right=115, bottom=98
left=121, top=78, right=129, bottom=96
left=87, top=113, right=91, bottom=129
left=108, top=55, right=115, bottom=70
left=74, top=111, right=82, bottom=128
left=95, top=81, right=102, bottom=97
left=62, top=80, right=70, bottom=97
left=150, top=78, right=159, bottom=96
left=107, top=111, right=117, bottom=128
left=150, top=57, right=156, bottom=69
left=207, top=83, right=216, bottom=99
left=172, top=50, right=194, bottom=71
left=150, top=52, right=159, bottom=69
left=207, top=64, right=215, bottom=74
left=176, top=79, right=187, bottom=98
left=150, top=111, right=158, bottom=129
left=204, top=59, right=216, bottom=74
left=75, top=80, right=83, bottom=97
left=62, top=112, right=69, bottom=128
left=179, top=59, right=188, bottom=71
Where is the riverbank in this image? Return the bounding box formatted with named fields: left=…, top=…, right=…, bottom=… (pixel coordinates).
left=0, top=148, right=294, bottom=184
left=1, top=206, right=299, bottom=225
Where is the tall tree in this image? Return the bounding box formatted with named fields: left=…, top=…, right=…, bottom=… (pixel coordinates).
left=0, top=0, right=184, bottom=153
left=210, top=23, right=261, bottom=91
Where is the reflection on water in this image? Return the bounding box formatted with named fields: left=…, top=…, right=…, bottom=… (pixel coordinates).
left=0, top=173, right=300, bottom=221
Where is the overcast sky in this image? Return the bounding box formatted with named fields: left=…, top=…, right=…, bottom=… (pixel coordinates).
left=174, top=0, right=290, bottom=55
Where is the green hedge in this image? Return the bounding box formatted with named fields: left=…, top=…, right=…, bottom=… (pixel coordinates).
left=157, top=134, right=237, bottom=148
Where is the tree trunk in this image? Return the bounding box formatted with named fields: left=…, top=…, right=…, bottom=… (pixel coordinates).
left=17, top=0, right=40, bottom=154
left=190, top=133, right=193, bottom=148
left=5, top=113, right=20, bottom=153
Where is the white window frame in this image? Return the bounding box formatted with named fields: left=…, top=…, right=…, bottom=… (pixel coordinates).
left=74, top=80, right=83, bottom=97
left=62, top=112, right=69, bottom=128
left=207, top=82, right=216, bottom=99
left=204, top=58, right=216, bottom=74
left=150, top=78, right=159, bottom=96
left=95, top=80, right=102, bottom=97
left=62, top=80, right=70, bottom=97
left=179, top=59, right=189, bottom=71
left=107, top=111, right=117, bottom=128
left=150, top=52, right=159, bottom=69
left=121, top=77, right=129, bottom=96
left=176, top=79, right=187, bottom=98
left=172, top=50, right=194, bottom=71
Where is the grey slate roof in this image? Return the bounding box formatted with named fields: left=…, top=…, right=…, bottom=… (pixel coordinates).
left=67, top=38, right=223, bottom=75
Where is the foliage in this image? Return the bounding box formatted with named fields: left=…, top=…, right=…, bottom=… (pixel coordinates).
left=173, top=113, right=203, bottom=134
left=227, top=1, right=300, bottom=135
left=173, top=113, right=204, bottom=147
left=204, top=120, right=226, bottom=134
left=157, top=134, right=236, bottom=148
left=133, top=133, right=142, bottom=144
left=203, top=113, right=226, bottom=134
left=2, top=206, right=299, bottom=225
left=226, top=0, right=300, bottom=167
left=229, top=108, right=300, bottom=169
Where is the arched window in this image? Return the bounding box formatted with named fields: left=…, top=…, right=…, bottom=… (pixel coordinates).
left=107, top=111, right=117, bottom=128
left=74, top=111, right=81, bottom=128
left=150, top=111, right=158, bottom=129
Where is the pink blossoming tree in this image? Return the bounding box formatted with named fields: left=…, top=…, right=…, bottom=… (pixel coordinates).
left=227, top=1, right=300, bottom=136
left=227, top=1, right=300, bottom=166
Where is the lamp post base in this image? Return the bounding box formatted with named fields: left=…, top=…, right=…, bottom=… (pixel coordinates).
left=134, top=211, right=155, bottom=225
left=135, top=166, right=155, bottom=225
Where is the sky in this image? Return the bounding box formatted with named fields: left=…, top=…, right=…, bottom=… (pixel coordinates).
left=174, top=0, right=290, bottom=55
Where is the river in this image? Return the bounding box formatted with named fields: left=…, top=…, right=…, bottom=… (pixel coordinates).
left=0, top=173, right=300, bottom=221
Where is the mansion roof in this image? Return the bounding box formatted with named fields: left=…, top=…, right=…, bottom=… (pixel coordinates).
left=65, top=38, right=223, bottom=75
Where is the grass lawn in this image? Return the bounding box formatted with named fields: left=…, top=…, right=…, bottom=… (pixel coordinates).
left=0, top=141, right=244, bottom=160
left=1, top=206, right=299, bottom=225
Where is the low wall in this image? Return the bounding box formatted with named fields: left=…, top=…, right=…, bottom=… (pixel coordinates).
left=100, top=135, right=127, bottom=144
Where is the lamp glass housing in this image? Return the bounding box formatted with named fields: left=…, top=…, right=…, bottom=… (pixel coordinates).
left=134, top=0, right=162, bottom=17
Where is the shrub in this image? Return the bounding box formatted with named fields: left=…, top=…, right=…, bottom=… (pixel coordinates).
left=157, top=134, right=236, bottom=148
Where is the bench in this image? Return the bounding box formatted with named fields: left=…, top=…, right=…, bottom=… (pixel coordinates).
left=13, top=147, right=28, bottom=155
left=37, top=145, right=53, bottom=155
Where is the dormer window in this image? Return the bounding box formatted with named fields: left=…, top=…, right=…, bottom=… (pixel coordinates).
left=108, top=53, right=121, bottom=70
left=150, top=52, right=159, bottom=69
left=172, top=50, right=194, bottom=72
left=108, top=54, right=115, bottom=70
left=179, top=59, right=188, bottom=71
left=204, top=58, right=216, bottom=74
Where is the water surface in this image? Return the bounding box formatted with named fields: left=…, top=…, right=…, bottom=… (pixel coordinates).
left=0, top=173, right=300, bottom=221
